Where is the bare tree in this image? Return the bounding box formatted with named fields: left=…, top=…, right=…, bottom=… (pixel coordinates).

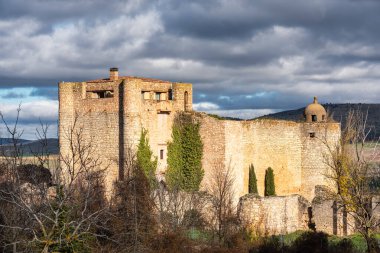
left=207, top=161, right=237, bottom=244
left=0, top=111, right=108, bottom=252
left=322, top=109, right=380, bottom=253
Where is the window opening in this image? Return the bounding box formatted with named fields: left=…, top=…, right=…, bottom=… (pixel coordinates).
left=87, top=90, right=113, bottom=99
left=309, top=132, right=315, bottom=138
left=155, top=93, right=161, bottom=100
left=312, top=115, right=317, bottom=122
left=168, top=89, right=173, bottom=100
left=160, top=149, right=164, bottom=160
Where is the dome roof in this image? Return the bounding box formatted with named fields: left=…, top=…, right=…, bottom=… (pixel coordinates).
left=305, top=97, right=326, bottom=115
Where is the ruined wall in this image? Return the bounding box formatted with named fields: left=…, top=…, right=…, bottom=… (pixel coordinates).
left=311, top=186, right=356, bottom=236
left=238, top=194, right=309, bottom=235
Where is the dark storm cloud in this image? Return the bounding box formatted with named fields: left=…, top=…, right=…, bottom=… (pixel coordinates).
left=30, top=87, right=58, bottom=100
left=0, top=0, right=379, bottom=118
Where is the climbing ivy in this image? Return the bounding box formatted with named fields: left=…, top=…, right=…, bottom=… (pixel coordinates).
left=166, top=113, right=204, bottom=191
left=264, top=167, right=276, bottom=196
left=248, top=164, right=258, bottom=194
left=137, top=128, right=157, bottom=188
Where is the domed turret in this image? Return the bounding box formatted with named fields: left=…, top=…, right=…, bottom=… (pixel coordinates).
left=304, top=97, right=327, bottom=122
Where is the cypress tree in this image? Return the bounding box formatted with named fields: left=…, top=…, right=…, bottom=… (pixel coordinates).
left=136, top=129, right=157, bottom=188
left=264, top=167, right=276, bottom=196
left=248, top=164, right=258, bottom=194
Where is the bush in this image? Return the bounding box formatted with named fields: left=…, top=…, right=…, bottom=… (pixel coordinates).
left=290, top=231, right=328, bottom=253
left=329, top=238, right=355, bottom=253
left=250, top=236, right=287, bottom=253
left=264, top=167, right=275, bottom=196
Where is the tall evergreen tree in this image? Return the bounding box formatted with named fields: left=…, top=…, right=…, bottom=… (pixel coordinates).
left=248, top=164, right=258, bottom=194
left=166, top=113, right=204, bottom=191
left=264, top=167, right=276, bottom=196
left=136, top=129, right=157, bottom=188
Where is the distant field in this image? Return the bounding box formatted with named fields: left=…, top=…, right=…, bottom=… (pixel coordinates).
left=0, top=155, right=60, bottom=169
left=351, top=142, right=380, bottom=164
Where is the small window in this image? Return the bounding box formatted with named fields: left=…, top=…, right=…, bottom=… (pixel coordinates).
left=168, top=89, right=173, bottom=100
left=312, top=115, right=317, bottom=122
left=160, top=149, right=164, bottom=159
left=87, top=90, right=113, bottom=99
left=322, top=115, right=325, bottom=121
left=142, top=91, right=150, bottom=100
left=155, top=93, right=160, bottom=100
left=309, top=132, right=315, bottom=138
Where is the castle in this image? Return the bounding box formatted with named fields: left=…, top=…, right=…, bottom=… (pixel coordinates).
left=59, top=68, right=340, bottom=203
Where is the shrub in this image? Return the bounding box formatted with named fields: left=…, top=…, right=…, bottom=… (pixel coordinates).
left=264, top=167, right=275, bottom=196
left=329, top=238, right=355, bottom=253
left=252, top=236, right=287, bottom=253
left=249, top=164, right=258, bottom=194
left=290, top=231, right=328, bottom=253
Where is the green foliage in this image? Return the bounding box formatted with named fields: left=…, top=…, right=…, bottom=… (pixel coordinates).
left=290, top=231, right=328, bottom=253
left=166, top=113, right=204, bottom=191
left=249, top=164, right=258, bottom=194
left=137, top=128, right=157, bottom=188
left=264, top=167, right=276, bottom=196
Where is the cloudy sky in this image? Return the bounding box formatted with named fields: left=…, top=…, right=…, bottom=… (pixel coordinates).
left=0, top=0, right=379, bottom=139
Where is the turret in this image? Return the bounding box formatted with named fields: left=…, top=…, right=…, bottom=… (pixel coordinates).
left=304, top=97, right=327, bottom=122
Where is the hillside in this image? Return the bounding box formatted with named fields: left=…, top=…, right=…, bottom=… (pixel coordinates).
left=259, top=104, right=380, bottom=138
left=0, top=138, right=59, bottom=156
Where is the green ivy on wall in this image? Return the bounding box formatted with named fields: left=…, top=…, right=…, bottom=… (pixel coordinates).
left=166, top=113, right=204, bottom=191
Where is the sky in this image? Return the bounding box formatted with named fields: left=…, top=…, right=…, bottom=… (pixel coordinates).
left=0, top=0, right=379, bottom=139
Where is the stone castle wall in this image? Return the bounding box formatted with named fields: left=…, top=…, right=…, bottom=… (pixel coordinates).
left=59, top=73, right=340, bottom=202
left=199, top=115, right=340, bottom=202
left=238, top=194, right=309, bottom=235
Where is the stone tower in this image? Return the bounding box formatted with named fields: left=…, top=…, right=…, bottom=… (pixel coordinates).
left=59, top=68, right=192, bottom=193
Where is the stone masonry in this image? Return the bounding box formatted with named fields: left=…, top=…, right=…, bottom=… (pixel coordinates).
left=59, top=68, right=192, bottom=192
left=59, top=68, right=340, bottom=205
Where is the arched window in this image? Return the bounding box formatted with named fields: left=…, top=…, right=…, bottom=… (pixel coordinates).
left=184, top=91, right=189, bottom=111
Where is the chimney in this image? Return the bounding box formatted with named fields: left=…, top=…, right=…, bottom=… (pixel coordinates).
left=109, top=67, right=119, bottom=81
